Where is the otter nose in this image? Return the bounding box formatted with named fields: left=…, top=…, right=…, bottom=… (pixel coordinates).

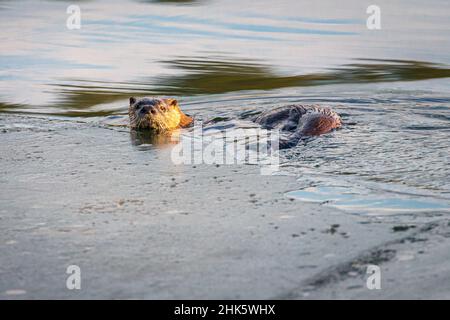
left=140, top=106, right=157, bottom=115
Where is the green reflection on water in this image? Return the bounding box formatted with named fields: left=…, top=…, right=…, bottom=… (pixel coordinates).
left=156, top=58, right=450, bottom=95
left=2, top=58, right=450, bottom=116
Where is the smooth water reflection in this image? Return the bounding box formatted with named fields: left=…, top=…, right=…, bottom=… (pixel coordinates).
left=1, top=0, right=450, bottom=112
left=287, top=185, right=450, bottom=215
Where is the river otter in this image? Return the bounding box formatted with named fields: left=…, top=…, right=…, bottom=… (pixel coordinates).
left=253, top=104, right=341, bottom=149
left=128, top=97, right=193, bottom=132
left=128, top=97, right=341, bottom=149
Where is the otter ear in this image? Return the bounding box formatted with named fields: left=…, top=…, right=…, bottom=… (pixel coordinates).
left=168, top=99, right=178, bottom=107
left=129, top=97, right=136, bottom=105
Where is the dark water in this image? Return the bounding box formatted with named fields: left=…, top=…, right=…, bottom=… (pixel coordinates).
left=1, top=0, right=449, bottom=214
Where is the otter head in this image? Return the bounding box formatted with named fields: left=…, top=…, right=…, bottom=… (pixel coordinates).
left=128, top=97, right=193, bottom=133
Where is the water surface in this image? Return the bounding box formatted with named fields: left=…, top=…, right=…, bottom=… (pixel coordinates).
left=1, top=0, right=449, bottom=215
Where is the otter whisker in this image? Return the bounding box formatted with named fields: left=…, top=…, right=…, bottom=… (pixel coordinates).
left=136, top=117, right=142, bottom=129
